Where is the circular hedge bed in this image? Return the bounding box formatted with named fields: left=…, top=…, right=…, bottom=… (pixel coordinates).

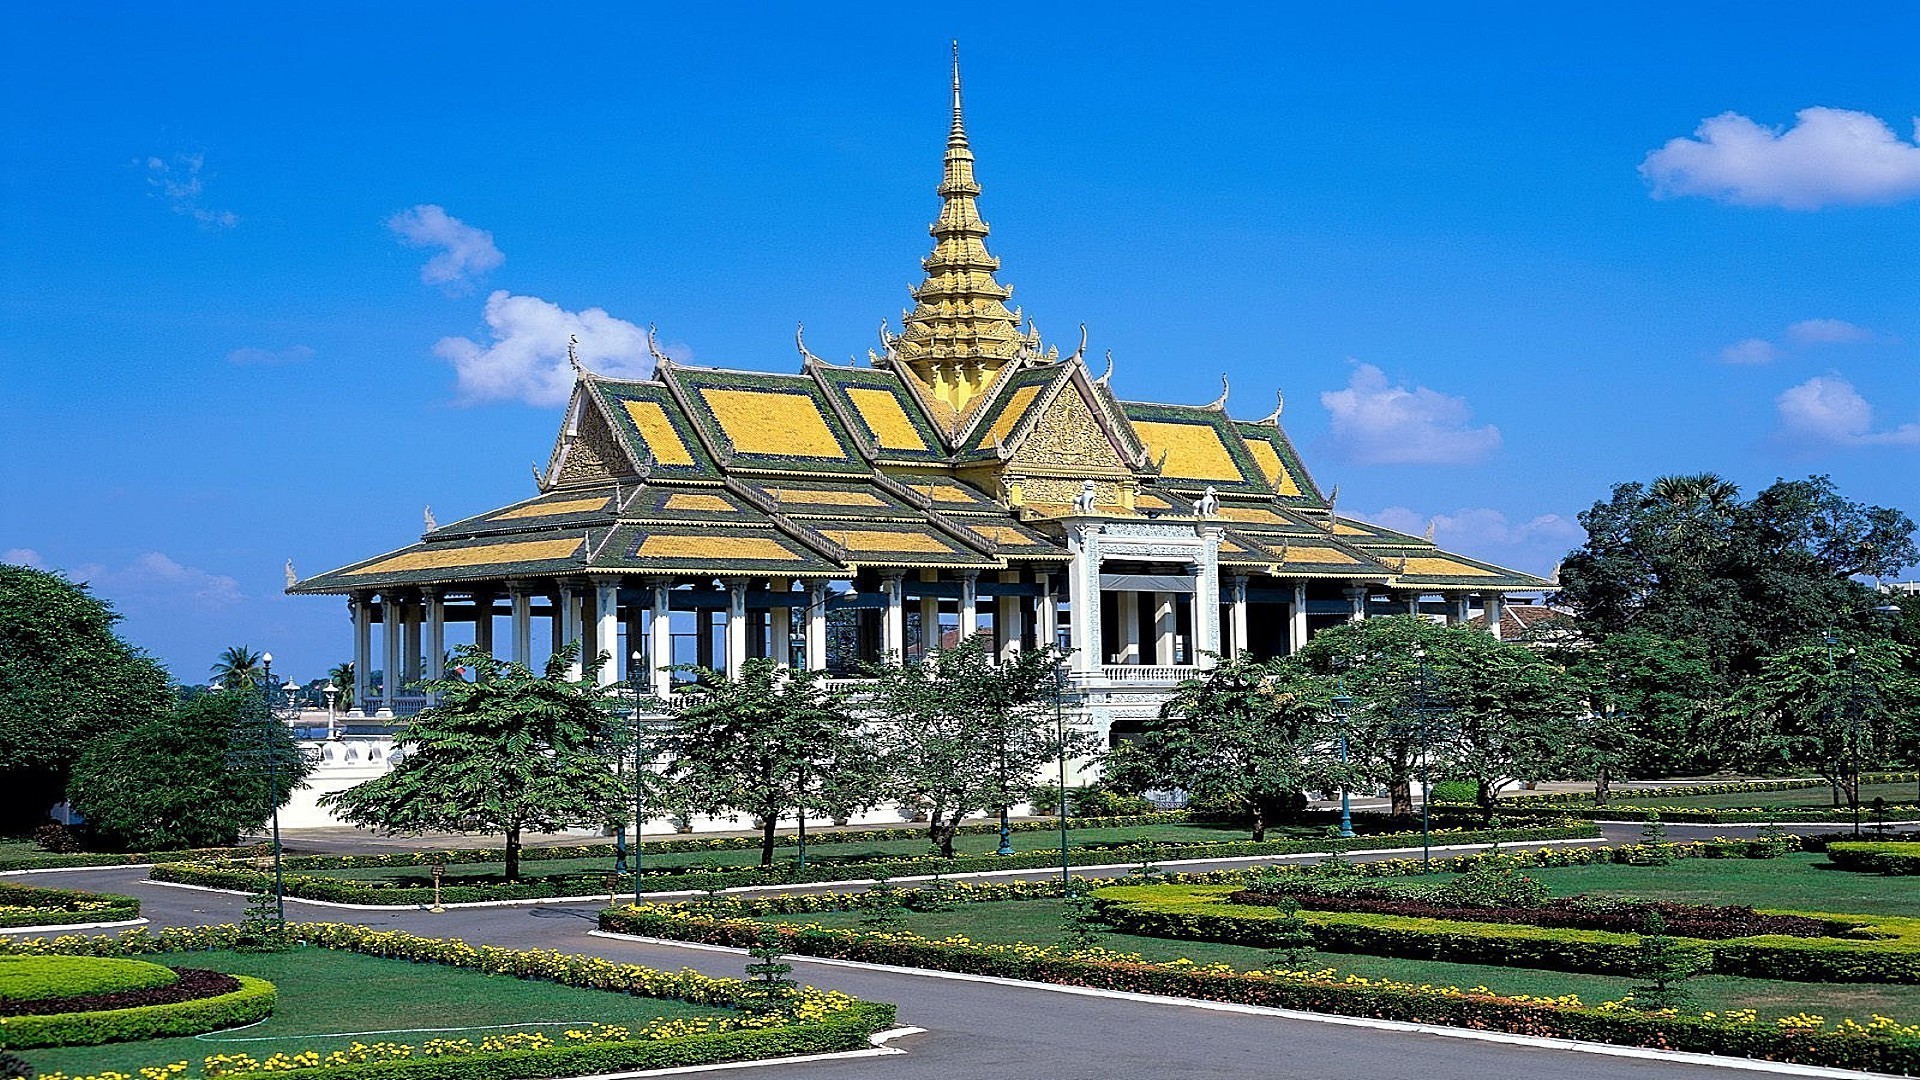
left=0, top=956, right=275, bottom=1050
left=0, top=957, right=178, bottom=1003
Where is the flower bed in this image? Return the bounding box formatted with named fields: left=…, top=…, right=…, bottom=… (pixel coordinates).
left=0, top=883, right=141, bottom=929
left=1489, top=803, right=1917, bottom=825
left=0, top=974, right=275, bottom=1051
left=3, top=924, right=895, bottom=1080
left=152, top=824, right=1599, bottom=906
left=599, top=905, right=1920, bottom=1074
left=1460, top=773, right=1920, bottom=807
left=1228, top=886, right=1846, bottom=940
left=1828, top=842, right=1920, bottom=876
left=0, top=846, right=268, bottom=873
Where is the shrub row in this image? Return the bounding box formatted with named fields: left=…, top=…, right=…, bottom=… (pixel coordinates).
left=261, top=813, right=1195, bottom=872
left=153, top=824, right=1599, bottom=906
left=1827, top=842, right=1920, bottom=876
left=1479, top=802, right=1917, bottom=825
left=1471, top=773, right=1920, bottom=807
left=600, top=907, right=1920, bottom=1074
left=4, top=923, right=897, bottom=1080
left=1092, top=883, right=1920, bottom=984
left=0, top=974, right=274, bottom=1050
left=0, top=844, right=268, bottom=873
left=0, top=882, right=140, bottom=929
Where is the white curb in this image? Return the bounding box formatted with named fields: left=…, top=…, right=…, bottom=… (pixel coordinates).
left=588, top=931, right=1905, bottom=1079
left=0, top=917, right=148, bottom=935
left=552, top=1026, right=924, bottom=1077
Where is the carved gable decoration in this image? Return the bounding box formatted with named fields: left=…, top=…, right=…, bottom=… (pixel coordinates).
left=552, top=395, right=633, bottom=488
left=1005, top=380, right=1130, bottom=473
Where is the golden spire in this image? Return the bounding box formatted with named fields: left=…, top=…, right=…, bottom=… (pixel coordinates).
left=888, top=41, right=1044, bottom=417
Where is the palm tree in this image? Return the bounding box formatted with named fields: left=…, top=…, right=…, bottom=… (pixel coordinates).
left=212, top=645, right=265, bottom=690
left=328, top=661, right=356, bottom=712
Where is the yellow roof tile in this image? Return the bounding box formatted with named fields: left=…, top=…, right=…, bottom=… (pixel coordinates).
left=980, top=384, right=1042, bottom=447
left=622, top=400, right=697, bottom=467
left=1281, top=545, right=1358, bottom=565
left=1243, top=440, right=1301, bottom=496
left=700, top=388, right=845, bottom=458
left=819, top=529, right=958, bottom=554
left=770, top=488, right=887, bottom=507
left=662, top=493, right=736, bottom=512
left=1134, top=420, right=1244, bottom=482
left=363, top=538, right=582, bottom=574
left=492, top=496, right=610, bottom=520
left=846, top=387, right=930, bottom=452
left=1399, top=557, right=1497, bottom=577
left=637, top=535, right=801, bottom=562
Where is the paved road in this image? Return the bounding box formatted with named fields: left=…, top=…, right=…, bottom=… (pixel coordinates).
left=7, top=855, right=1873, bottom=1080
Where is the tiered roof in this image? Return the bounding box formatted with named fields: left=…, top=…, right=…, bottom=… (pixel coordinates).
left=291, top=49, right=1546, bottom=598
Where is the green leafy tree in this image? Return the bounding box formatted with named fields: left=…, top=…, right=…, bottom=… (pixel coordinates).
left=1732, top=635, right=1919, bottom=808
left=1557, top=473, right=1916, bottom=685
left=1432, top=632, right=1582, bottom=821
left=658, top=658, right=872, bottom=866
left=211, top=645, right=266, bottom=691
left=867, top=637, right=1089, bottom=858
left=1105, top=654, right=1340, bottom=841
left=1294, top=616, right=1455, bottom=821
left=67, top=686, right=313, bottom=850
left=1562, top=632, right=1719, bottom=794
left=1631, top=912, right=1702, bottom=1010
left=0, top=565, right=173, bottom=830
left=321, top=643, right=627, bottom=880
left=327, top=661, right=356, bottom=713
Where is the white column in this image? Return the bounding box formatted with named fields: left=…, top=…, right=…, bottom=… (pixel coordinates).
left=770, top=578, right=793, bottom=669
left=473, top=588, right=495, bottom=657
left=1289, top=581, right=1309, bottom=655
left=402, top=597, right=422, bottom=687
left=1485, top=593, right=1506, bottom=640
left=1345, top=586, right=1368, bottom=623
left=1117, top=591, right=1141, bottom=664
left=649, top=581, right=673, bottom=697
left=1406, top=592, right=1422, bottom=617
left=997, top=570, right=1023, bottom=661
left=724, top=580, right=748, bottom=679
left=1194, top=528, right=1222, bottom=666
left=594, top=581, right=620, bottom=687
left=958, top=571, right=979, bottom=644
left=1035, top=574, right=1057, bottom=654
left=1152, top=593, right=1176, bottom=665
left=559, top=584, right=584, bottom=680
left=1064, top=523, right=1101, bottom=676
left=509, top=584, right=533, bottom=667
left=880, top=572, right=906, bottom=658
left=380, top=595, right=400, bottom=714
left=918, top=570, right=939, bottom=655
left=1447, top=594, right=1471, bottom=625
left=422, top=587, right=445, bottom=695
left=805, top=581, right=828, bottom=670
left=350, top=593, right=372, bottom=714
left=1228, top=575, right=1249, bottom=658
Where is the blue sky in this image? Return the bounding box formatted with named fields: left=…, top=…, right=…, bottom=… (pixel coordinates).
left=4, top=2, right=1918, bottom=684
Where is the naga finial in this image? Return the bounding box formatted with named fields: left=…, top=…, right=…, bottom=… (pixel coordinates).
left=1260, top=389, right=1285, bottom=425
left=795, top=322, right=825, bottom=367
left=647, top=324, right=672, bottom=367
left=424, top=505, right=437, bottom=532
left=284, top=559, right=297, bottom=589
left=566, top=334, right=583, bottom=376
left=1062, top=323, right=1088, bottom=365
left=1095, top=350, right=1114, bottom=386
left=1424, top=518, right=1437, bottom=543
left=1206, top=374, right=1230, bottom=411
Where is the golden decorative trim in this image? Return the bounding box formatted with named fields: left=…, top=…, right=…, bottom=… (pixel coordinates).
left=493, top=496, right=610, bottom=520
left=362, top=538, right=582, bottom=574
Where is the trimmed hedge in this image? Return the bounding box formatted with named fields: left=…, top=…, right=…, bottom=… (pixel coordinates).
left=1092, top=883, right=1920, bottom=984
left=0, top=844, right=268, bottom=873
left=1491, top=803, right=1920, bottom=825
left=1467, top=773, right=1920, bottom=807
left=1828, top=842, right=1920, bottom=876
left=0, top=956, right=176, bottom=1002
left=0, top=882, right=140, bottom=929
left=0, top=975, right=275, bottom=1050
left=152, top=824, right=1600, bottom=906
left=601, top=906, right=1920, bottom=1074
left=4, top=924, right=897, bottom=1080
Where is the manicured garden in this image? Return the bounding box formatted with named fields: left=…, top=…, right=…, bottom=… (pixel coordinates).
left=1609, top=782, right=1920, bottom=812
left=0, top=881, right=140, bottom=929
left=1, top=923, right=896, bottom=1080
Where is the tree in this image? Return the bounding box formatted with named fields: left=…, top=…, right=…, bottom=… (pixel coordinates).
left=1105, top=654, right=1340, bottom=841
left=321, top=643, right=628, bottom=880
left=1557, top=473, right=1916, bottom=683
left=328, top=661, right=356, bottom=713
left=1563, top=632, right=1717, bottom=797
left=67, top=686, right=313, bottom=850
left=658, top=658, right=873, bottom=866
left=868, top=636, right=1090, bottom=857
left=1294, top=616, right=1454, bottom=821
left=211, top=645, right=266, bottom=691
left=0, top=564, right=173, bottom=830
left=1436, top=632, right=1582, bottom=822
left=1732, top=635, right=1919, bottom=808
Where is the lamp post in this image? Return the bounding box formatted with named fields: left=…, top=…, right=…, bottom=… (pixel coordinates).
left=1332, top=675, right=1354, bottom=839
left=259, top=652, right=287, bottom=932
left=322, top=682, right=339, bottom=740
left=625, top=650, right=646, bottom=901
left=1411, top=644, right=1433, bottom=871
left=1055, top=660, right=1071, bottom=891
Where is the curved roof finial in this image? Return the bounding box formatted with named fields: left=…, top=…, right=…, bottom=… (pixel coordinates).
left=647, top=323, right=672, bottom=367
left=566, top=334, right=583, bottom=376
left=1061, top=323, right=1087, bottom=365
left=795, top=322, right=825, bottom=366
left=1095, top=349, right=1114, bottom=386
left=1259, top=389, right=1285, bottom=425
left=1206, top=374, right=1229, bottom=411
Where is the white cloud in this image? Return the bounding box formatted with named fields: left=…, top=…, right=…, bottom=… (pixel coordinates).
left=1320, top=363, right=1501, bottom=465
left=1786, top=318, right=1875, bottom=346
left=3, top=548, right=45, bottom=568
left=67, top=551, right=245, bottom=610
left=1641, top=107, right=1920, bottom=210
left=1719, top=338, right=1783, bottom=365
left=1775, top=374, right=1920, bottom=448
left=388, top=205, right=504, bottom=290
left=1359, top=506, right=1581, bottom=578
left=434, top=290, right=670, bottom=407
left=227, top=345, right=315, bottom=366
left=145, top=153, right=238, bottom=227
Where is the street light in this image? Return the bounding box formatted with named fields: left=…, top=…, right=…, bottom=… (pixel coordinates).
left=1410, top=645, right=1433, bottom=871
left=259, top=652, right=287, bottom=932
left=628, top=648, right=645, bottom=904
left=1331, top=675, right=1355, bottom=839
left=1055, top=660, right=1071, bottom=891
left=322, top=682, right=339, bottom=740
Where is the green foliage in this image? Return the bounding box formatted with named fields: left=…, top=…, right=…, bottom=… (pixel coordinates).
left=67, top=687, right=313, bottom=851
left=659, top=658, right=872, bottom=866
left=0, top=975, right=277, bottom=1051
left=321, top=643, right=629, bottom=880
left=1057, top=889, right=1103, bottom=952
left=857, top=876, right=905, bottom=930
left=1557, top=473, right=1917, bottom=690
left=234, top=891, right=291, bottom=953
left=1733, top=636, right=1920, bottom=802
left=210, top=645, right=265, bottom=691
left=1636, top=813, right=1672, bottom=864
left=1263, top=896, right=1317, bottom=968
left=1566, top=632, right=1719, bottom=790
left=1106, top=654, right=1340, bottom=841
left=0, top=956, right=177, bottom=1002
left=1826, top=841, right=1920, bottom=876
left=1429, top=780, right=1476, bottom=803
left=866, top=637, right=1088, bottom=857
left=1631, top=912, right=1701, bottom=1010
left=0, top=882, right=140, bottom=930
left=1430, top=868, right=1549, bottom=909
left=0, top=565, right=172, bottom=830
left=0, top=1050, right=33, bottom=1079
left=740, top=930, right=796, bottom=1011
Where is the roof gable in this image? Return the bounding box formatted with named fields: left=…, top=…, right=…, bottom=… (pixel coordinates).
left=812, top=365, right=950, bottom=462
left=666, top=366, right=868, bottom=474
left=589, top=380, right=718, bottom=479
left=1122, top=401, right=1273, bottom=495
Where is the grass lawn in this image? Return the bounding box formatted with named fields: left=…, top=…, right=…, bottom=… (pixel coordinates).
left=755, top=897, right=1920, bottom=1022
left=1521, top=852, right=1920, bottom=918
left=1610, top=782, right=1920, bottom=812
left=303, top=823, right=1288, bottom=883
left=21, top=947, right=735, bottom=1076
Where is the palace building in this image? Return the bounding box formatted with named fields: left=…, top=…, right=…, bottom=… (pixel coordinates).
left=290, top=52, right=1546, bottom=743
